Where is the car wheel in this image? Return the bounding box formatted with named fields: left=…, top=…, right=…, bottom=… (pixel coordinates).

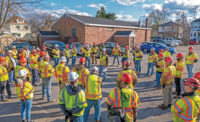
left=143, top=48, right=148, bottom=53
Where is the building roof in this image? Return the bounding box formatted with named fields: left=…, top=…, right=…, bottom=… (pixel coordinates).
left=39, top=31, right=59, bottom=37
left=114, top=31, right=135, bottom=37
left=159, top=21, right=176, bottom=27
left=60, top=13, right=150, bottom=29
left=192, top=18, right=200, bottom=23
left=6, top=15, right=30, bottom=25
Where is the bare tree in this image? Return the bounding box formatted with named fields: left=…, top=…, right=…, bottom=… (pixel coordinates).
left=0, top=0, right=41, bottom=32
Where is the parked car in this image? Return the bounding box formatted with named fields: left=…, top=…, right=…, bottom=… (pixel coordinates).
left=189, top=38, right=199, bottom=45
left=4, top=41, right=33, bottom=52
left=43, top=40, right=66, bottom=57
left=97, top=42, right=123, bottom=56
left=69, top=42, right=91, bottom=56
left=151, top=36, right=162, bottom=41
left=164, top=37, right=182, bottom=45
left=140, top=42, right=176, bottom=54
left=153, top=39, right=177, bottom=47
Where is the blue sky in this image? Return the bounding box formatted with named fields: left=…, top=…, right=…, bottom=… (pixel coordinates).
left=34, top=0, right=200, bottom=22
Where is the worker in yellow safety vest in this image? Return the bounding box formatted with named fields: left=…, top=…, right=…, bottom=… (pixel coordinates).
left=83, top=66, right=102, bottom=122
left=91, top=42, right=99, bottom=64
left=5, top=50, right=16, bottom=83
left=63, top=44, right=70, bottom=66
left=99, top=48, right=109, bottom=81
left=39, top=55, right=55, bottom=102
left=30, top=49, right=40, bottom=86
left=58, top=72, right=87, bottom=122
left=71, top=44, right=77, bottom=67
left=52, top=44, right=60, bottom=67
left=15, top=57, right=31, bottom=100
left=107, top=73, right=141, bottom=122
left=193, top=72, right=200, bottom=97
left=163, top=47, right=171, bottom=58
left=42, top=46, right=49, bottom=56
left=133, top=46, right=143, bottom=73
left=174, top=53, right=185, bottom=98
left=11, top=46, right=18, bottom=63
left=36, top=47, right=41, bottom=58
left=84, top=45, right=91, bottom=68
left=0, top=56, right=11, bottom=102
left=147, top=48, right=158, bottom=77
left=19, top=49, right=26, bottom=59
left=155, top=53, right=165, bottom=89
left=121, top=46, right=130, bottom=68
left=72, top=57, right=89, bottom=90
left=55, top=56, right=70, bottom=92
left=116, top=59, right=137, bottom=89
left=16, top=69, right=34, bottom=122
left=171, top=78, right=200, bottom=122
left=185, top=47, right=198, bottom=78
left=80, top=43, right=86, bottom=57
left=112, top=43, right=121, bottom=66
left=158, top=57, right=176, bottom=109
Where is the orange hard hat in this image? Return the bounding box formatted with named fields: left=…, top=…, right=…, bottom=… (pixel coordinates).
left=32, top=49, right=36, bottom=53
left=122, top=73, right=132, bottom=84
left=194, top=72, right=200, bottom=80
left=73, top=44, right=76, bottom=47
left=184, top=78, right=200, bottom=89
left=159, top=49, right=164, bottom=53
left=42, top=46, right=46, bottom=50
left=66, top=44, right=69, bottom=47
left=20, top=49, right=24, bottom=52
left=165, top=57, right=173, bottom=62
left=0, top=56, right=5, bottom=62
left=125, top=60, right=132, bottom=66
left=158, top=53, right=164, bottom=57
left=80, top=57, right=86, bottom=63
left=40, top=51, right=46, bottom=56
left=177, top=53, right=183, bottom=58
left=19, top=58, right=27, bottom=63
left=189, top=47, right=194, bottom=50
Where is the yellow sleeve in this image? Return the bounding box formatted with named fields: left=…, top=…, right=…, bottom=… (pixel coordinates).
left=162, top=68, right=169, bottom=77
left=106, top=89, right=115, bottom=105
left=48, top=64, right=54, bottom=73
left=194, top=53, right=198, bottom=60
left=78, top=90, right=87, bottom=108
left=131, top=91, right=141, bottom=107
left=58, top=88, right=65, bottom=104
left=171, top=99, right=184, bottom=114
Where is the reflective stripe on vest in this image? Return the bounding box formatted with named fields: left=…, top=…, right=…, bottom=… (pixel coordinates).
left=55, top=66, right=68, bottom=83
left=79, top=68, right=86, bottom=86
left=41, top=64, right=50, bottom=78
left=114, top=88, right=121, bottom=107
left=20, top=81, right=33, bottom=99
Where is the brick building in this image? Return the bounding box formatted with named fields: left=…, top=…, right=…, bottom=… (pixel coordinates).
left=52, top=13, right=151, bottom=48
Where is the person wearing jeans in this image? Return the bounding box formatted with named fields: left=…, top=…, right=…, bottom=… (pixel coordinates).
left=147, top=48, right=157, bottom=76
left=99, top=48, right=108, bottom=80
left=84, top=45, right=91, bottom=68
left=39, top=55, right=54, bottom=102
left=155, top=52, right=165, bottom=88
left=63, top=44, right=70, bottom=66
left=71, top=45, right=77, bottom=67
left=185, top=47, right=198, bottom=78
left=134, top=46, right=143, bottom=73
left=52, top=44, right=60, bottom=68
left=30, top=49, right=39, bottom=86
left=112, top=43, right=121, bottom=66
left=84, top=66, right=102, bottom=122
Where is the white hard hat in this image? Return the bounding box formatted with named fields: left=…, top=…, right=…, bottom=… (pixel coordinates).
left=68, top=72, right=79, bottom=82
left=55, top=44, right=59, bottom=47
left=90, top=66, right=98, bottom=72
left=60, top=56, right=66, bottom=62
left=18, top=70, right=28, bottom=78
left=102, top=48, right=106, bottom=52
left=7, top=50, right=12, bottom=53
left=136, top=46, right=140, bottom=49
left=12, top=46, right=16, bottom=48
left=44, top=55, right=50, bottom=59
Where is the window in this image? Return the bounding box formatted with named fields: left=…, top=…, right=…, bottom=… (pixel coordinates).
left=72, top=28, right=76, bottom=37
left=198, top=32, right=200, bottom=37
left=17, top=19, right=24, bottom=23
left=194, top=32, right=197, bottom=37
left=16, top=25, right=20, bottom=30
left=24, top=26, right=29, bottom=30
left=195, top=24, right=197, bottom=28
left=191, top=32, right=193, bottom=37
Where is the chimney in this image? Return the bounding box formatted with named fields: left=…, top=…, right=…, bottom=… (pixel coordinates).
left=145, top=18, right=149, bottom=28
left=13, top=12, right=16, bottom=17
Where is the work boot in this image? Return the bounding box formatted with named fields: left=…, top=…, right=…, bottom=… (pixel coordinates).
left=158, top=104, right=168, bottom=110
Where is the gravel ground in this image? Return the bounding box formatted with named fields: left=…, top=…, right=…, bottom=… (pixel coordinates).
left=0, top=45, right=200, bottom=122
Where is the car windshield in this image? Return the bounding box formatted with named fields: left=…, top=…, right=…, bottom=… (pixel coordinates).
left=12, top=42, right=32, bottom=49
left=53, top=42, right=65, bottom=48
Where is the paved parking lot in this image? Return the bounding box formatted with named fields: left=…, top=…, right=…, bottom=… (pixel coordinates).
left=0, top=45, right=200, bottom=122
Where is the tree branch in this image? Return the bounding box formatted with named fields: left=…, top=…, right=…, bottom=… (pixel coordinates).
left=0, top=0, right=5, bottom=25
left=0, top=0, right=11, bottom=30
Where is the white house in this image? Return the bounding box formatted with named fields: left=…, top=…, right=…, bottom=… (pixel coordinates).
left=190, top=18, right=200, bottom=41
left=3, top=14, right=31, bottom=38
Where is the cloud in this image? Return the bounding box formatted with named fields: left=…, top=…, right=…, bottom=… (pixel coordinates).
left=34, top=8, right=91, bottom=18
left=50, top=3, right=56, bottom=6
left=76, top=5, right=82, bottom=8
left=116, top=0, right=145, bottom=6
left=116, top=13, right=138, bottom=22
left=88, top=3, right=106, bottom=9
left=142, top=4, right=163, bottom=11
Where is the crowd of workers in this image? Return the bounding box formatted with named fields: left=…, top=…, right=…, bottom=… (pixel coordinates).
left=0, top=42, right=199, bottom=122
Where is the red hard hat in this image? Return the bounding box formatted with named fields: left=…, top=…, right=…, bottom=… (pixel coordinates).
left=189, top=47, right=193, bottom=50
left=42, top=46, right=46, bottom=50
left=125, top=60, right=132, bottom=66
left=158, top=53, right=164, bottom=57
left=165, top=57, right=173, bottom=62
left=125, top=46, right=128, bottom=49
left=115, top=43, right=118, bottom=46
left=184, top=78, right=200, bottom=89
left=32, top=49, right=36, bottom=53
left=19, top=58, right=27, bottom=63
left=40, top=51, right=46, bottom=56
left=93, top=42, right=96, bottom=45
left=122, top=73, right=132, bottom=84
left=122, top=61, right=125, bottom=66
left=101, top=42, right=104, bottom=45
left=83, top=43, right=86, bottom=46
left=194, top=72, right=200, bottom=80
left=0, top=56, right=5, bottom=62
left=79, top=57, right=86, bottom=63
left=177, top=53, right=183, bottom=58
left=159, top=49, right=164, bottom=53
